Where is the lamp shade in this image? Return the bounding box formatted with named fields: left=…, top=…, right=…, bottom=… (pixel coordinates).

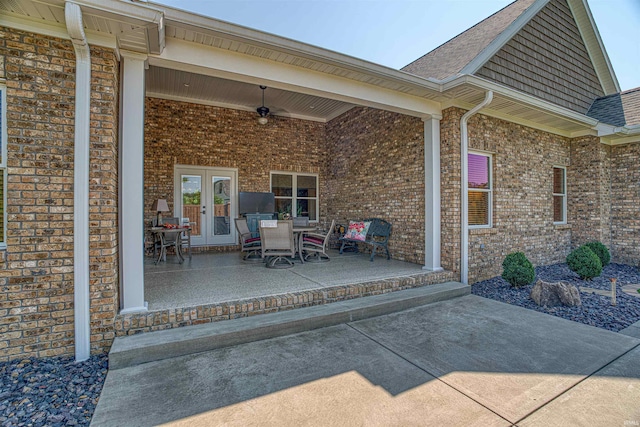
left=151, top=199, right=170, bottom=212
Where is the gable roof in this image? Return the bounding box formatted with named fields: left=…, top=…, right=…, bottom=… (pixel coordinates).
left=402, top=0, right=619, bottom=95
left=402, top=0, right=538, bottom=81
left=587, top=88, right=640, bottom=127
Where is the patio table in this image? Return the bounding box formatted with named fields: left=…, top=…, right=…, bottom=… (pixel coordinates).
left=293, top=226, right=318, bottom=263
left=150, top=227, right=191, bottom=263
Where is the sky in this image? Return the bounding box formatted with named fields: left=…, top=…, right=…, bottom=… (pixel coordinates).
left=154, top=0, right=640, bottom=92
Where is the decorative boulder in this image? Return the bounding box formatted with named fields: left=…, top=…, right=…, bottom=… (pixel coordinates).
left=530, top=279, right=581, bottom=307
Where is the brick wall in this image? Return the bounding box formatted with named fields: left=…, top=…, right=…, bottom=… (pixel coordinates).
left=88, top=47, right=119, bottom=353
left=568, top=136, right=612, bottom=247
left=324, top=107, right=426, bottom=263
left=0, top=27, right=119, bottom=361
left=440, top=107, right=573, bottom=283
left=144, top=97, right=326, bottom=229
left=611, top=142, right=640, bottom=265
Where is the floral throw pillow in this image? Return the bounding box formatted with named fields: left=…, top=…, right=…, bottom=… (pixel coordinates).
left=345, top=220, right=370, bottom=241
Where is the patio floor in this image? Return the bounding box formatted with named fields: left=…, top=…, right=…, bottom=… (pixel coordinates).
left=143, top=250, right=450, bottom=311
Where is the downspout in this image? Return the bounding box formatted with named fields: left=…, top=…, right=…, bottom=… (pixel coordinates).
left=65, top=1, right=91, bottom=362
left=460, top=91, right=493, bottom=285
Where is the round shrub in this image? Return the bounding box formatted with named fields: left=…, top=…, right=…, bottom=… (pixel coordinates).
left=566, top=246, right=602, bottom=280
left=585, top=241, right=610, bottom=267
left=501, top=252, right=535, bottom=288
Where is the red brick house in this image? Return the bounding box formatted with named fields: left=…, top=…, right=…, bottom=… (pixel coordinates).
left=1, top=0, right=639, bottom=361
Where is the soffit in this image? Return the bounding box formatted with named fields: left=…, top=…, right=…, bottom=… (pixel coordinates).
left=0, top=0, right=162, bottom=53
left=146, top=66, right=355, bottom=122
left=442, top=82, right=595, bottom=136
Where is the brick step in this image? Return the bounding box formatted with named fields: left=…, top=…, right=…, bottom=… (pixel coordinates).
left=109, top=281, right=469, bottom=370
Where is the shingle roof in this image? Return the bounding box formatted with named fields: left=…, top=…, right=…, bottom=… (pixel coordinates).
left=401, top=0, right=538, bottom=80
left=587, top=88, right=640, bottom=127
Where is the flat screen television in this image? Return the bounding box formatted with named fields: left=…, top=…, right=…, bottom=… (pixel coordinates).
left=239, top=192, right=275, bottom=215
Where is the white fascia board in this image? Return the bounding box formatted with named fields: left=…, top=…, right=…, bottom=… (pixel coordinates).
left=600, top=125, right=640, bottom=145
left=74, top=0, right=165, bottom=26
left=150, top=38, right=441, bottom=118
left=153, top=3, right=440, bottom=93
left=0, top=13, right=116, bottom=48
left=566, top=0, right=620, bottom=94
left=445, top=75, right=599, bottom=128
left=459, top=0, right=551, bottom=75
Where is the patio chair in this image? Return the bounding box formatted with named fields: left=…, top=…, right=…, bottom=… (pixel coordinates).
left=235, top=218, right=262, bottom=261
left=301, top=219, right=335, bottom=263
left=155, top=229, right=182, bottom=264
left=259, top=220, right=296, bottom=269
left=161, top=217, right=192, bottom=260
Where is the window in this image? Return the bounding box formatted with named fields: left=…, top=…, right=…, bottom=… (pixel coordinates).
left=0, top=85, right=5, bottom=248
left=271, top=172, right=318, bottom=221
left=468, top=152, right=492, bottom=227
left=553, top=166, right=566, bottom=224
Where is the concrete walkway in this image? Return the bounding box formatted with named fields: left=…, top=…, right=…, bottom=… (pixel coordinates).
left=91, top=295, right=640, bottom=427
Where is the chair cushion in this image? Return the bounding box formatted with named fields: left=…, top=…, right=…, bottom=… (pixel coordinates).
left=246, top=237, right=261, bottom=244
left=303, top=236, right=324, bottom=245
left=344, top=221, right=370, bottom=242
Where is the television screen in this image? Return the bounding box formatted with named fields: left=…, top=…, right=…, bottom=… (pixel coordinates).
left=239, top=192, right=275, bottom=214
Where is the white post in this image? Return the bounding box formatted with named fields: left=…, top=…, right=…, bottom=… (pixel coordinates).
left=423, top=115, right=443, bottom=272
left=119, top=51, right=148, bottom=313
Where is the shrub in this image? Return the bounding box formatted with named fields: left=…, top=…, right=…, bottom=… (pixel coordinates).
left=584, top=241, right=610, bottom=267
left=501, top=252, right=535, bottom=288
left=566, top=246, right=602, bottom=280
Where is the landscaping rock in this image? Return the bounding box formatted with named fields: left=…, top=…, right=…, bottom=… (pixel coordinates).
left=530, top=279, right=581, bottom=307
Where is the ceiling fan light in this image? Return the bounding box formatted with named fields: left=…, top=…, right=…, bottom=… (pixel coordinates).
left=258, top=116, right=268, bottom=125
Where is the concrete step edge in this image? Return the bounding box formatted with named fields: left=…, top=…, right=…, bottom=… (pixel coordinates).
left=109, top=281, right=469, bottom=370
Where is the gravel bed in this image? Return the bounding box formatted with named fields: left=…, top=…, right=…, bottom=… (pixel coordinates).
left=472, top=263, right=640, bottom=332
left=0, top=353, right=108, bottom=427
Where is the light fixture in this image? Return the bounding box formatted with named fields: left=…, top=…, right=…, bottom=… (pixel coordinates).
left=151, top=198, right=170, bottom=226
left=256, top=85, right=269, bottom=125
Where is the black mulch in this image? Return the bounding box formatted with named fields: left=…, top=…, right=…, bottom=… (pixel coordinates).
left=472, top=263, right=640, bottom=332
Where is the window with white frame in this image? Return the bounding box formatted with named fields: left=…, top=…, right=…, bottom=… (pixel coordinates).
left=271, top=172, right=318, bottom=221
left=468, top=152, right=492, bottom=227
left=553, top=166, right=567, bottom=224
left=0, top=85, right=5, bottom=248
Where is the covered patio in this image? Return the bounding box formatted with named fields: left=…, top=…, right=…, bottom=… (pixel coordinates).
left=114, top=251, right=454, bottom=336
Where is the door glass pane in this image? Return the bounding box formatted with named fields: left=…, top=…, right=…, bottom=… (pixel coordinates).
left=297, top=175, right=317, bottom=197
left=181, top=175, right=201, bottom=237
left=272, top=174, right=292, bottom=196
left=212, top=176, right=231, bottom=236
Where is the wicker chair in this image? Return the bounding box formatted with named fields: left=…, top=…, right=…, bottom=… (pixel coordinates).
left=301, top=220, right=335, bottom=263
left=259, top=220, right=296, bottom=269
left=235, top=218, right=262, bottom=261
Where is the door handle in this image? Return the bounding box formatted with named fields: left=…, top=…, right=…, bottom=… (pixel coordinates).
left=201, top=206, right=206, bottom=215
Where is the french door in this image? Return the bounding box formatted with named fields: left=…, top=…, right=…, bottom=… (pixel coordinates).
left=174, top=166, right=237, bottom=246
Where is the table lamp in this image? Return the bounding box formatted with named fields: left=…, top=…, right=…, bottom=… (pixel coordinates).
left=151, top=199, right=170, bottom=226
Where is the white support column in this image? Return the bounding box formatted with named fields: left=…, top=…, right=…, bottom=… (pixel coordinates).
left=423, top=115, right=443, bottom=272
left=119, top=51, right=148, bottom=313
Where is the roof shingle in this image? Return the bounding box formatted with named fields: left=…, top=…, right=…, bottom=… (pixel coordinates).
left=401, top=0, right=537, bottom=81
left=587, top=88, right=640, bottom=127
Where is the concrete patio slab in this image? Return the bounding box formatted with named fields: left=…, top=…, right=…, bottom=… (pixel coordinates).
left=519, top=346, right=640, bottom=426
left=349, top=295, right=640, bottom=424
left=92, top=325, right=507, bottom=427
left=92, top=295, right=640, bottom=427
